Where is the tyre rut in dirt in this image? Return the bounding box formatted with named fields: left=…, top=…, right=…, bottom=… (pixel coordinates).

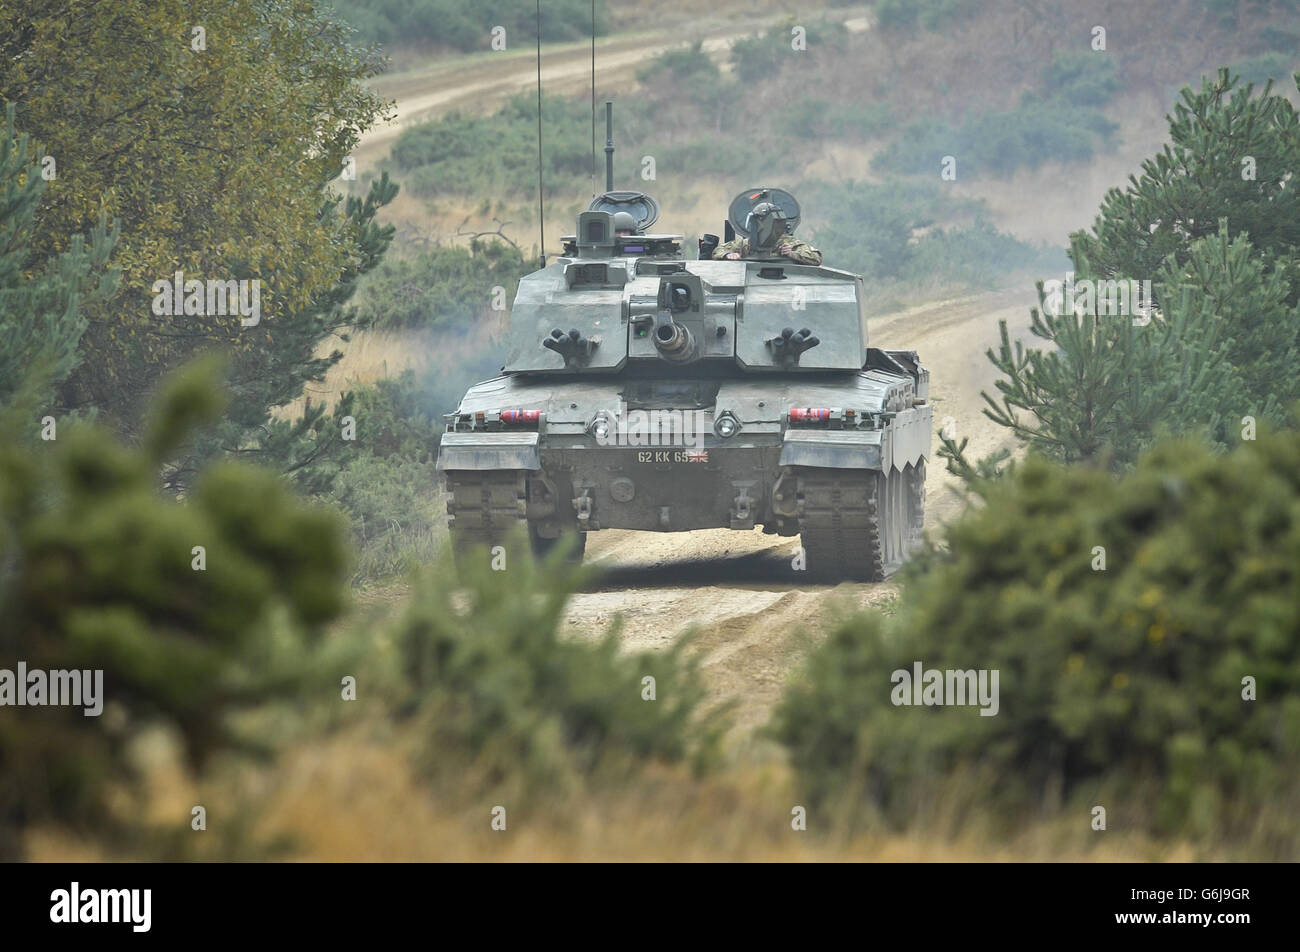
left=444, top=470, right=528, bottom=570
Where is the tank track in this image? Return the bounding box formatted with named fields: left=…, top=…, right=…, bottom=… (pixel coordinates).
left=444, top=470, right=586, bottom=567
left=444, top=470, right=528, bottom=568
left=795, top=462, right=926, bottom=581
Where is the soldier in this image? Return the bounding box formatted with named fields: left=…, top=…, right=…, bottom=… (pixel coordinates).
left=713, top=201, right=822, bottom=265
left=612, top=211, right=639, bottom=236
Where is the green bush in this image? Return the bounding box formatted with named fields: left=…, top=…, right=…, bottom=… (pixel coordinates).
left=774, top=431, right=1300, bottom=854
left=325, top=371, right=448, bottom=583
left=380, top=547, right=726, bottom=797
left=1042, top=50, right=1121, bottom=107
left=874, top=0, right=978, bottom=32
left=0, top=360, right=350, bottom=859
left=798, top=180, right=1054, bottom=285
left=637, top=40, right=720, bottom=89
left=728, top=19, right=847, bottom=85
left=330, top=0, right=604, bottom=50
left=393, top=95, right=591, bottom=199
left=874, top=98, right=1116, bottom=179
left=353, top=239, right=526, bottom=333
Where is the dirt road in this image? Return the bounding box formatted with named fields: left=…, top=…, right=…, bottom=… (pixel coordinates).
left=355, top=14, right=870, bottom=166
left=560, top=287, right=1039, bottom=734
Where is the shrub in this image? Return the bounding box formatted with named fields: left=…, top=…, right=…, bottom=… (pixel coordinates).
left=773, top=431, right=1300, bottom=854
left=353, top=240, right=527, bottom=332
left=798, top=180, right=1051, bottom=285
left=380, top=547, right=727, bottom=799
left=392, top=95, right=591, bottom=199
left=0, top=360, right=349, bottom=859
left=330, top=0, right=604, bottom=50
left=873, top=99, right=1116, bottom=179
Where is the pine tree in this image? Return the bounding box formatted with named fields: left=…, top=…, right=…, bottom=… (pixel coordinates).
left=974, top=70, right=1300, bottom=472
left=0, top=358, right=350, bottom=859
left=1075, top=69, right=1300, bottom=308
left=0, top=103, right=119, bottom=408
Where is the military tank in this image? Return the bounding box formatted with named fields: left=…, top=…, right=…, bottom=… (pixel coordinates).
left=437, top=141, right=931, bottom=581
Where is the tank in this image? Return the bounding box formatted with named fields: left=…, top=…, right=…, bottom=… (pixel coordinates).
left=437, top=131, right=931, bottom=580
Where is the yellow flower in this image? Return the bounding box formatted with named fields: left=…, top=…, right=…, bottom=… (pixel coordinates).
left=1066, top=654, right=1085, bottom=675
left=1148, top=624, right=1165, bottom=644
left=1112, top=672, right=1129, bottom=690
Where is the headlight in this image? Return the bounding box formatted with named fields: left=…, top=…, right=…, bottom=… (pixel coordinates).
left=715, top=414, right=739, bottom=438
left=591, top=418, right=611, bottom=441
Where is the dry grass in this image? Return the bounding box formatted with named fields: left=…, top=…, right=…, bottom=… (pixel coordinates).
left=27, top=721, right=1211, bottom=862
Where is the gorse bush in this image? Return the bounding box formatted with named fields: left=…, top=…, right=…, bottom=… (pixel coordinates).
left=382, top=545, right=726, bottom=799
left=774, top=429, right=1300, bottom=855
left=0, top=359, right=350, bottom=859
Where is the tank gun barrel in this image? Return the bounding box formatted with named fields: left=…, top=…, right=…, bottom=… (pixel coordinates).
left=652, top=311, right=694, bottom=361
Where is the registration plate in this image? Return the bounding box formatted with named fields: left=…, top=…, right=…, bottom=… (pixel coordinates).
left=634, top=449, right=709, bottom=464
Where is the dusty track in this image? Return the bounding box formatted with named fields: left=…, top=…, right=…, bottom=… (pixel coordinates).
left=561, top=287, right=1038, bottom=733
left=355, top=14, right=870, bottom=166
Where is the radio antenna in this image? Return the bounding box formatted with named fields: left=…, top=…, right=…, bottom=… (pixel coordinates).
left=604, top=100, right=614, bottom=192
left=590, top=0, right=596, bottom=197
left=534, top=0, right=546, bottom=268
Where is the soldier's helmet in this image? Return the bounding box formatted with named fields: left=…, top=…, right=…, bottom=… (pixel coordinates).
left=611, top=211, right=638, bottom=235
left=746, top=201, right=790, bottom=249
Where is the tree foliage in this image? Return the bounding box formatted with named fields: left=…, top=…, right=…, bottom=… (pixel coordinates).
left=1074, top=69, right=1300, bottom=310
left=980, top=71, right=1300, bottom=470
left=0, top=0, right=393, bottom=427
left=0, top=104, right=119, bottom=408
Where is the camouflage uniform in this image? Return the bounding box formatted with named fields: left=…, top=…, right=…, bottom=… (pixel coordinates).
left=712, top=234, right=823, bottom=265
